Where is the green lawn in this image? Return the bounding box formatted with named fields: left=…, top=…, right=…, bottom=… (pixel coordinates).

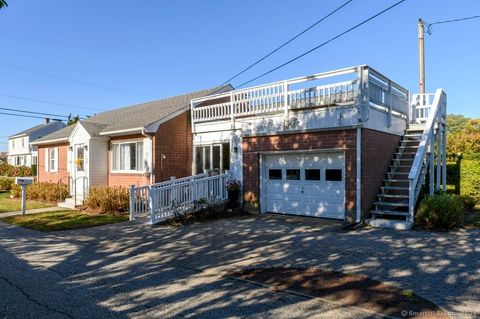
left=0, top=191, right=53, bottom=213
left=0, top=210, right=129, bottom=231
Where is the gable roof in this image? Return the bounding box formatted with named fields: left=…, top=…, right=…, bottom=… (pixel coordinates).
left=30, top=125, right=75, bottom=145
left=83, top=86, right=230, bottom=135
left=31, top=85, right=233, bottom=144
left=9, top=121, right=66, bottom=139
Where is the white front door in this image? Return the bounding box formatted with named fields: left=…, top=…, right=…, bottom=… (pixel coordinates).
left=73, top=144, right=87, bottom=199
left=263, top=152, right=345, bottom=219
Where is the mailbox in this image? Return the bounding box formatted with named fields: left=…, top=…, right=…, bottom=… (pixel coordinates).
left=15, top=177, right=33, bottom=186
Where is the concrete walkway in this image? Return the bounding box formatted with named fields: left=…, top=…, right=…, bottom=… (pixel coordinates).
left=0, top=206, right=68, bottom=218
left=0, top=214, right=479, bottom=318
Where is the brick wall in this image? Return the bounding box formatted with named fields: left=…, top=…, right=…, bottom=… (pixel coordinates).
left=37, top=143, right=69, bottom=184
left=242, top=129, right=357, bottom=220
left=108, top=134, right=150, bottom=187
left=361, top=129, right=401, bottom=215
left=152, top=111, right=192, bottom=183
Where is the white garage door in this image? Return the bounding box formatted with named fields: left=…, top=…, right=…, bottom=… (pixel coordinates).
left=263, top=152, right=345, bottom=219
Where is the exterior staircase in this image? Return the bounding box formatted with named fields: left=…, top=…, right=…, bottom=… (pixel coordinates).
left=369, top=124, right=425, bottom=230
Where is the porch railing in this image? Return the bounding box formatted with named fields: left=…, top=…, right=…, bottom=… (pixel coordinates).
left=129, top=173, right=229, bottom=224
left=191, top=65, right=409, bottom=123
left=408, top=89, right=447, bottom=221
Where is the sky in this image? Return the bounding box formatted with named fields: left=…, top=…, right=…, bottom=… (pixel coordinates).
left=0, top=0, right=479, bottom=151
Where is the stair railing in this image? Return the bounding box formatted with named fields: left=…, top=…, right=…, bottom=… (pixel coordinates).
left=408, top=89, right=447, bottom=221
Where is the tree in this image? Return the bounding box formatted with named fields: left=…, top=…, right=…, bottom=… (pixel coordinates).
left=0, top=0, right=7, bottom=9
left=67, top=114, right=80, bottom=126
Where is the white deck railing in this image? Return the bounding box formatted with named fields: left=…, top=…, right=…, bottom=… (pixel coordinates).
left=410, top=93, right=436, bottom=123
left=129, top=173, right=229, bottom=224
left=408, top=89, right=447, bottom=221
left=191, top=65, right=409, bottom=123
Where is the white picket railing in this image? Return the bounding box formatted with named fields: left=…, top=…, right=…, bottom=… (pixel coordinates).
left=410, top=93, right=436, bottom=123
left=191, top=65, right=409, bottom=123
left=408, top=89, right=447, bottom=221
left=129, top=173, right=229, bottom=224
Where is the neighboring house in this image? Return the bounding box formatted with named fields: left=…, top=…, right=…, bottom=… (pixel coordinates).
left=7, top=120, right=67, bottom=168
left=31, top=86, right=232, bottom=204
left=189, top=65, right=447, bottom=229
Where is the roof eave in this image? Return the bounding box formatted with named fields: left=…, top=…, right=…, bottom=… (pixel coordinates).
left=30, top=137, right=69, bottom=146
left=99, top=127, right=145, bottom=137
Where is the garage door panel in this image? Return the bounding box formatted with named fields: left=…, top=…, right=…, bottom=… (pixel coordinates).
left=264, top=152, right=345, bottom=220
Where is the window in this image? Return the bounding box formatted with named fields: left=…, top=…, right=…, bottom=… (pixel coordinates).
left=32, top=156, right=37, bottom=165
left=268, top=169, right=282, bottom=180
left=15, top=156, right=21, bottom=166
left=325, top=169, right=342, bottom=181
left=286, top=169, right=300, bottom=180
left=49, top=148, right=57, bottom=172
left=195, top=143, right=230, bottom=174
left=76, top=147, right=85, bottom=171
left=305, top=169, right=321, bottom=181
left=111, top=141, right=144, bottom=172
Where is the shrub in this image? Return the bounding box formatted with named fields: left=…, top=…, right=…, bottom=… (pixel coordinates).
left=461, top=195, right=476, bottom=211
left=84, top=186, right=129, bottom=214
left=415, top=193, right=464, bottom=230
left=0, top=163, right=32, bottom=177
left=10, top=182, right=69, bottom=202
left=0, top=177, right=15, bottom=190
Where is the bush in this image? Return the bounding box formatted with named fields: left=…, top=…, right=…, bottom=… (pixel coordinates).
left=84, top=186, right=129, bottom=214
left=10, top=182, right=69, bottom=202
left=0, top=163, right=32, bottom=177
left=461, top=195, right=476, bottom=211
left=415, top=193, right=464, bottom=230
left=0, top=177, right=15, bottom=191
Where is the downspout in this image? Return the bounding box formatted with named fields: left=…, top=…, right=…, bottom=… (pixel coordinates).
left=356, top=127, right=362, bottom=223
left=141, top=128, right=154, bottom=184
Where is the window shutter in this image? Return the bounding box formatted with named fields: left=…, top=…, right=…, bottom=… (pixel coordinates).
left=53, top=147, right=59, bottom=172
left=45, top=148, right=49, bottom=172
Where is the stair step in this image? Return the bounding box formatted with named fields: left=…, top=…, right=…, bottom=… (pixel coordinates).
left=398, top=146, right=419, bottom=149
left=374, top=201, right=409, bottom=207
left=378, top=194, right=409, bottom=199
left=394, top=152, right=417, bottom=156
left=392, top=158, right=414, bottom=161
left=371, top=210, right=410, bottom=216
left=381, top=186, right=409, bottom=190
left=387, top=172, right=409, bottom=175
left=389, top=165, right=412, bottom=168
left=367, top=219, right=413, bottom=230
left=383, top=179, right=408, bottom=183
left=404, top=134, right=423, bottom=138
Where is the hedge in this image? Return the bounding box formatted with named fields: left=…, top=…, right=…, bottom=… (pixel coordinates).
left=447, top=157, right=480, bottom=205
left=10, top=182, right=69, bottom=202
left=0, top=163, right=32, bottom=177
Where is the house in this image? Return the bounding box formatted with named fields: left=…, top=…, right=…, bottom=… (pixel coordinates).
left=187, top=65, right=447, bottom=229
left=31, top=86, right=232, bottom=205
left=7, top=119, right=67, bottom=168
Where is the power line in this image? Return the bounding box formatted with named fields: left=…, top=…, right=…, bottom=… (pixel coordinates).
left=0, top=111, right=64, bottom=121
left=217, top=0, right=354, bottom=88
left=0, top=92, right=100, bottom=111
left=0, top=62, right=157, bottom=98
left=237, top=0, right=407, bottom=88
left=0, top=107, right=70, bottom=119
left=426, top=15, right=480, bottom=34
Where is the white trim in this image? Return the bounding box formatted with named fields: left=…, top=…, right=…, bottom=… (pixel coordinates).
left=68, top=122, right=91, bottom=142
left=99, top=127, right=144, bottom=136
left=31, top=138, right=68, bottom=146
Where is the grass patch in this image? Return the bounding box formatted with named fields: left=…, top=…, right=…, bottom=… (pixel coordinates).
left=463, top=207, right=480, bottom=228
left=0, top=191, right=53, bottom=213
left=0, top=210, right=128, bottom=231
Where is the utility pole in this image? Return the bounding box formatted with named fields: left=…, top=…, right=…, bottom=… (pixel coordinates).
left=418, top=18, right=425, bottom=94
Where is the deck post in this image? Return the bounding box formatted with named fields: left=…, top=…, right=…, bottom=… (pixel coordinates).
left=429, top=136, right=434, bottom=195
left=129, top=185, right=135, bottom=221
left=149, top=185, right=156, bottom=224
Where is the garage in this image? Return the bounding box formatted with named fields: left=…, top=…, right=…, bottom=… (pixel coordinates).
left=262, top=152, right=345, bottom=219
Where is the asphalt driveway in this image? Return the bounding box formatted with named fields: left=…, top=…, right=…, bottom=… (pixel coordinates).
left=0, top=214, right=479, bottom=318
